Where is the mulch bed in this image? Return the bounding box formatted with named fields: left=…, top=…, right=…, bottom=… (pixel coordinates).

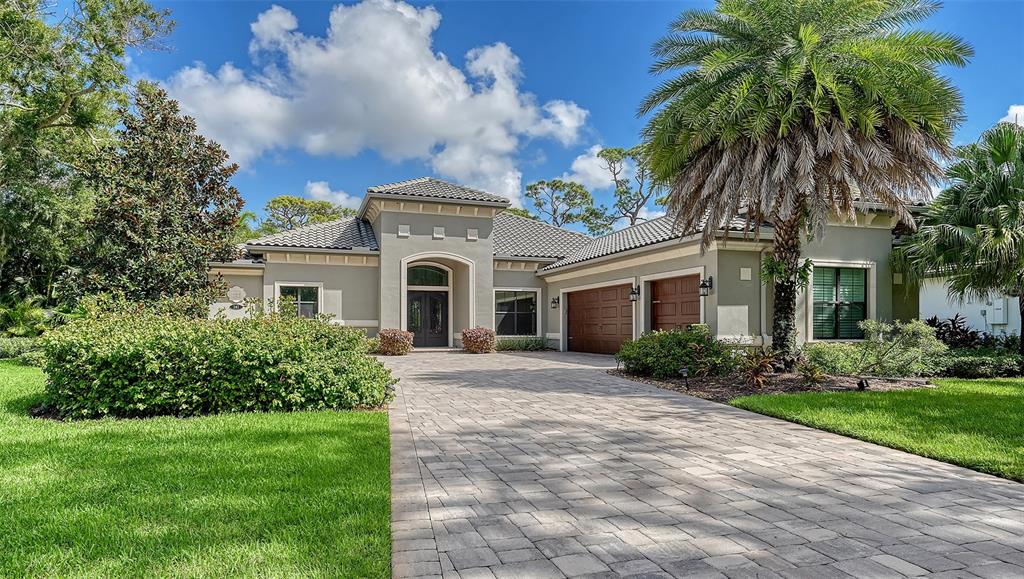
left=609, top=369, right=933, bottom=404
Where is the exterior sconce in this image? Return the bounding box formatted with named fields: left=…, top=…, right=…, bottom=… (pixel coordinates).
left=699, top=276, right=713, bottom=297
left=550, top=296, right=560, bottom=309
left=629, top=285, right=640, bottom=302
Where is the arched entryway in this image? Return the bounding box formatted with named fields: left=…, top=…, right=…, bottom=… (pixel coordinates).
left=400, top=252, right=476, bottom=348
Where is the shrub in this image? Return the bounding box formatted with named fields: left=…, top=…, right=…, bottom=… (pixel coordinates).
left=496, top=337, right=547, bottom=351
left=796, top=359, right=825, bottom=385
left=17, top=349, right=46, bottom=367
left=41, top=311, right=394, bottom=419
left=802, top=319, right=946, bottom=377
left=377, top=329, right=414, bottom=356
left=0, top=337, right=38, bottom=359
left=741, top=348, right=775, bottom=388
left=615, top=325, right=737, bottom=378
left=926, top=314, right=982, bottom=348
left=939, top=349, right=1023, bottom=378
left=0, top=295, right=48, bottom=337
left=365, top=337, right=381, bottom=354
left=462, top=327, right=496, bottom=353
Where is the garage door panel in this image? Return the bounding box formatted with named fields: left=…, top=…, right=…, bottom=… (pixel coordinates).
left=567, top=284, right=633, bottom=355
left=652, top=275, right=701, bottom=331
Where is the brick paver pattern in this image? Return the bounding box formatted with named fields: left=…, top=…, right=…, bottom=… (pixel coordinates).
left=386, top=351, right=1024, bottom=578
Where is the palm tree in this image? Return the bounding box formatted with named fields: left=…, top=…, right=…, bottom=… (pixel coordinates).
left=894, top=122, right=1024, bottom=355
left=640, top=0, right=970, bottom=361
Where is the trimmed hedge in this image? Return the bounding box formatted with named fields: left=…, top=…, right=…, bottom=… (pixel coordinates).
left=939, top=349, right=1023, bottom=378
left=377, top=329, right=414, bottom=356
left=0, top=337, right=38, bottom=359
left=41, top=312, right=396, bottom=419
left=496, top=337, right=548, bottom=351
left=615, top=325, right=737, bottom=378
left=462, top=327, right=496, bottom=353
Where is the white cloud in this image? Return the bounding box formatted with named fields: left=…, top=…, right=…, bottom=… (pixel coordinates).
left=1001, top=104, right=1024, bottom=126
left=560, top=145, right=638, bottom=191
left=304, top=180, right=362, bottom=209
left=163, top=0, right=587, bottom=206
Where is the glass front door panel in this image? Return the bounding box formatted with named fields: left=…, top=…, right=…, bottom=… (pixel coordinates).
left=408, top=290, right=448, bottom=347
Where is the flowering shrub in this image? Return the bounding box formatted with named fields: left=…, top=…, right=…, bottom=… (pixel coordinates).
left=377, top=329, right=414, bottom=356
left=462, top=327, right=496, bottom=353
left=41, top=310, right=394, bottom=419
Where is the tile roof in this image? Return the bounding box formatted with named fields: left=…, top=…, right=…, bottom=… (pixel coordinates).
left=541, top=214, right=761, bottom=271
left=367, top=177, right=510, bottom=205
left=246, top=217, right=379, bottom=251
left=492, top=212, right=591, bottom=259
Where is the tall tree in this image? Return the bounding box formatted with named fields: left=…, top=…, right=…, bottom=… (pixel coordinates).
left=261, top=195, right=349, bottom=231
left=69, top=82, right=242, bottom=301
left=641, top=0, right=970, bottom=361
left=0, top=0, right=171, bottom=300
left=525, top=179, right=600, bottom=230
left=584, top=144, right=667, bottom=235
left=502, top=207, right=538, bottom=220
left=894, top=123, right=1024, bottom=355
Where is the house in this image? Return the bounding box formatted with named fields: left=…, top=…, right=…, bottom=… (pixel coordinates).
left=919, top=280, right=1022, bottom=336
left=210, top=177, right=919, bottom=353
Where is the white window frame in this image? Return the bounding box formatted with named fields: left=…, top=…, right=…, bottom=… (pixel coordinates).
left=274, top=281, right=325, bottom=317
left=805, top=259, right=876, bottom=342
left=494, top=287, right=542, bottom=338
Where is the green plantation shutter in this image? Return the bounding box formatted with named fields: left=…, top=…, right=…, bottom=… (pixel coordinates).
left=838, top=269, right=867, bottom=339
left=812, top=267, right=867, bottom=340
left=812, top=268, right=837, bottom=339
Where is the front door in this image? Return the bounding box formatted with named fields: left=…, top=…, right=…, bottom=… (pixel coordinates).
left=407, top=290, right=448, bottom=347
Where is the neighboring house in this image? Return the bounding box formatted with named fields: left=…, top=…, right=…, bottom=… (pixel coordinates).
left=210, top=177, right=919, bottom=353
left=919, top=279, right=1022, bottom=336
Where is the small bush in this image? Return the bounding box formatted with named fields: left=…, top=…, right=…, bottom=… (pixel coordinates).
left=939, top=349, right=1023, bottom=378
left=0, top=337, right=38, bottom=359
left=496, top=337, right=547, bottom=351
left=365, top=337, right=381, bottom=353
left=796, top=359, right=825, bottom=385
left=462, top=327, right=496, bottom=354
left=41, top=311, right=394, bottom=419
left=741, top=348, right=775, bottom=388
left=377, top=329, right=414, bottom=356
left=16, top=349, right=46, bottom=367
left=616, top=325, right=737, bottom=378
left=926, top=314, right=982, bottom=348
left=802, top=319, right=946, bottom=378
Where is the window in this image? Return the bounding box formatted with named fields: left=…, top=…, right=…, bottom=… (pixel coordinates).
left=495, top=290, right=537, bottom=336
left=813, top=267, right=867, bottom=339
left=280, top=285, right=319, bottom=318
left=408, top=265, right=448, bottom=286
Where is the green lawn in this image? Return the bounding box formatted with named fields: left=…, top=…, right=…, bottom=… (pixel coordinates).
left=0, top=361, right=391, bottom=578
left=733, top=378, right=1024, bottom=482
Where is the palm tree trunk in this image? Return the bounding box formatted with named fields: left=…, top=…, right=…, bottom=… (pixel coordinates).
left=1018, top=294, right=1024, bottom=358
left=771, top=211, right=803, bottom=365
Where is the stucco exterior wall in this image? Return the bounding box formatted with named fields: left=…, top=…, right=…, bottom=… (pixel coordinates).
left=919, top=278, right=1020, bottom=335
left=260, top=260, right=380, bottom=332
left=715, top=249, right=768, bottom=341
left=377, top=211, right=496, bottom=342
left=209, top=272, right=264, bottom=319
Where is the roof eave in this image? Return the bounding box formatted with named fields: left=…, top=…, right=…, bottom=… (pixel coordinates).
left=245, top=244, right=380, bottom=255
left=357, top=191, right=510, bottom=219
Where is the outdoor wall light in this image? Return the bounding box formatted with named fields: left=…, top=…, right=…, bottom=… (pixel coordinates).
left=550, top=296, right=560, bottom=309
left=699, top=276, right=714, bottom=297
left=628, top=285, right=640, bottom=302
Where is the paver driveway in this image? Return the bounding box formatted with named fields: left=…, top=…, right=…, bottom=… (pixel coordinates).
left=385, top=351, right=1024, bottom=578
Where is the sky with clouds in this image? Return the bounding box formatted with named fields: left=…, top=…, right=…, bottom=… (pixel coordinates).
left=133, top=0, right=1024, bottom=229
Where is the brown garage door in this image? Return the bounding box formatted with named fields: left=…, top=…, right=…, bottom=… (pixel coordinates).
left=567, top=284, right=633, bottom=354
left=652, top=275, right=701, bottom=330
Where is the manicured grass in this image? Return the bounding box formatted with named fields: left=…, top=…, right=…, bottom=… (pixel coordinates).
left=0, top=361, right=390, bottom=577
left=732, top=378, right=1024, bottom=482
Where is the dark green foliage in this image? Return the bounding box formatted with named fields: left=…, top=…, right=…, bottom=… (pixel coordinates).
left=0, top=337, right=38, bottom=359
left=0, top=295, right=47, bottom=336
left=67, top=82, right=242, bottom=302
left=802, top=319, right=946, bottom=377
left=939, top=349, right=1023, bottom=379
left=16, top=349, right=45, bottom=367
left=496, top=337, right=548, bottom=351
left=926, top=315, right=982, bottom=348
left=616, top=325, right=736, bottom=378
left=41, top=311, right=394, bottom=419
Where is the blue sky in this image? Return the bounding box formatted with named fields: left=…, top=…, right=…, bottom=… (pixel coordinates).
left=133, top=0, right=1024, bottom=224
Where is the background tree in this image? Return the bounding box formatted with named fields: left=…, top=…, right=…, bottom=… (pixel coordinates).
left=586, top=145, right=666, bottom=235
left=0, top=0, right=171, bottom=301
left=894, top=123, right=1024, bottom=355
left=502, top=207, right=537, bottom=220
left=261, top=195, right=349, bottom=231
left=641, top=0, right=970, bottom=361
left=525, top=179, right=601, bottom=231
left=69, top=82, right=242, bottom=301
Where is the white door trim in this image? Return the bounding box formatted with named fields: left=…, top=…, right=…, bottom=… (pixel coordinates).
left=400, top=253, right=475, bottom=347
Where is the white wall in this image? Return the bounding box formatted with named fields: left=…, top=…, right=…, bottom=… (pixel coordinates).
left=919, top=278, right=1021, bottom=336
